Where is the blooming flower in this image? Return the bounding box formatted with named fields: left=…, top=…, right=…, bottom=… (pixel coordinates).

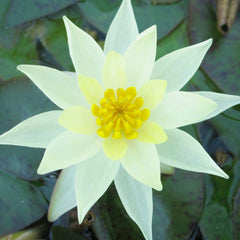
left=0, top=0, right=240, bottom=239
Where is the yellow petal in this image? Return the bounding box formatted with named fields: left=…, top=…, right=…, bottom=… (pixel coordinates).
left=138, top=80, right=167, bottom=109
left=137, top=121, right=167, bottom=144
left=58, top=106, right=98, bottom=134
left=103, top=137, right=128, bottom=160
left=103, top=51, right=127, bottom=89
left=78, top=75, right=104, bottom=105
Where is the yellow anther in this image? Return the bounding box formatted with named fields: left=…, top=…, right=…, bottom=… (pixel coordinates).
left=91, top=87, right=150, bottom=140
left=134, top=118, right=143, bottom=129
left=141, top=109, right=150, bottom=121
left=125, top=86, right=137, bottom=102
left=117, top=88, right=125, bottom=100
left=112, top=131, right=122, bottom=139
left=91, top=104, right=100, bottom=117
left=104, top=89, right=116, bottom=100
left=134, top=97, right=144, bottom=109
left=100, top=98, right=107, bottom=107
left=125, top=130, right=138, bottom=140
left=96, top=118, right=102, bottom=126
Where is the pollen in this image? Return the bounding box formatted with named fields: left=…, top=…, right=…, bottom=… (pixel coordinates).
left=91, top=87, right=150, bottom=140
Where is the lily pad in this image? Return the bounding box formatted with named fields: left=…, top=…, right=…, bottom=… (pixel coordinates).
left=196, top=121, right=240, bottom=240
left=0, top=170, right=48, bottom=236
left=153, top=170, right=204, bottom=240
left=0, top=31, right=38, bottom=81
left=0, top=77, right=58, bottom=236
left=0, top=78, right=58, bottom=180
left=188, top=0, right=240, bottom=95
left=5, top=0, right=79, bottom=28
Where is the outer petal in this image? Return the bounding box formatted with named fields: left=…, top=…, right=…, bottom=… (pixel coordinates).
left=121, top=141, right=162, bottom=190
left=151, top=39, right=212, bottom=92
left=17, top=65, right=87, bottom=109
left=58, top=106, right=98, bottom=134
left=194, top=91, right=240, bottom=120
left=103, top=51, right=127, bottom=89
left=78, top=75, right=104, bottom=105
left=138, top=80, right=167, bottom=109
left=48, top=165, right=77, bottom=222
left=103, top=137, right=128, bottom=160
left=137, top=121, right=167, bottom=144
left=75, top=151, right=120, bottom=223
left=37, top=132, right=102, bottom=174
left=150, top=91, right=217, bottom=129
left=63, top=16, right=105, bottom=83
left=161, top=163, right=175, bottom=175
left=124, top=25, right=157, bottom=88
left=0, top=111, right=64, bottom=148
left=114, top=166, right=153, bottom=240
left=157, top=129, right=229, bottom=179
left=104, top=0, right=138, bottom=55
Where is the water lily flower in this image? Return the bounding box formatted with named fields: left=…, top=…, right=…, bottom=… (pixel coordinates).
left=0, top=0, right=240, bottom=239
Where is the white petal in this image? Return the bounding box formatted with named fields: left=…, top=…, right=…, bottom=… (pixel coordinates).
left=194, top=91, right=240, bottom=120
left=48, top=165, right=77, bottom=222
left=114, top=166, right=153, bottom=240
left=103, top=137, right=128, bottom=161
left=121, top=141, right=162, bottom=190
left=138, top=80, right=167, bottom=109
left=62, top=71, right=77, bottom=79
left=151, top=39, right=212, bottom=92
left=0, top=111, right=64, bottom=148
left=37, top=132, right=102, bottom=174
left=58, top=106, right=98, bottom=134
left=63, top=16, right=105, bottom=83
left=157, top=129, right=229, bottom=178
left=151, top=91, right=217, bottom=129
left=104, top=0, right=138, bottom=55
left=75, top=151, right=120, bottom=223
left=103, top=51, right=127, bottom=89
left=160, top=162, right=175, bottom=175
left=78, top=75, right=104, bottom=105
left=17, top=65, right=87, bottom=109
left=124, top=26, right=157, bottom=88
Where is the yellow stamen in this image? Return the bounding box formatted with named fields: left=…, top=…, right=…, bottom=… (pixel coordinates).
left=91, top=86, right=150, bottom=139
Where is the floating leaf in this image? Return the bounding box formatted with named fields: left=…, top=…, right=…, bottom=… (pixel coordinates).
left=5, top=0, right=79, bottom=28
left=0, top=170, right=48, bottom=236
left=188, top=0, right=240, bottom=95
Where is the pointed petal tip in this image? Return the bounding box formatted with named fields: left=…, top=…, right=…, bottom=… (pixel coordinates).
left=154, top=182, right=163, bottom=191
left=47, top=211, right=56, bottom=222
left=37, top=165, right=49, bottom=175
left=221, top=171, right=229, bottom=179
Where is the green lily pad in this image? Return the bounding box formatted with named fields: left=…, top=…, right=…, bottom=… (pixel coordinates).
left=0, top=170, right=48, bottom=236
left=153, top=170, right=204, bottom=240
left=0, top=0, right=19, bottom=49
left=188, top=0, right=240, bottom=95
left=5, top=0, right=79, bottom=28
left=156, top=20, right=188, bottom=59
left=0, top=31, right=38, bottom=81
left=78, top=0, right=187, bottom=40
left=0, top=77, right=58, bottom=180
left=195, top=120, right=240, bottom=240
left=0, top=77, right=59, bottom=236
left=233, top=182, right=240, bottom=240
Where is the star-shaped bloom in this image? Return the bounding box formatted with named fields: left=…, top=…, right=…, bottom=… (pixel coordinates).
left=0, top=0, right=240, bottom=239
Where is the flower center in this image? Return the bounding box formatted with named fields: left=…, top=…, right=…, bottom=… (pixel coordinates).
left=91, top=87, right=150, bottom=140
